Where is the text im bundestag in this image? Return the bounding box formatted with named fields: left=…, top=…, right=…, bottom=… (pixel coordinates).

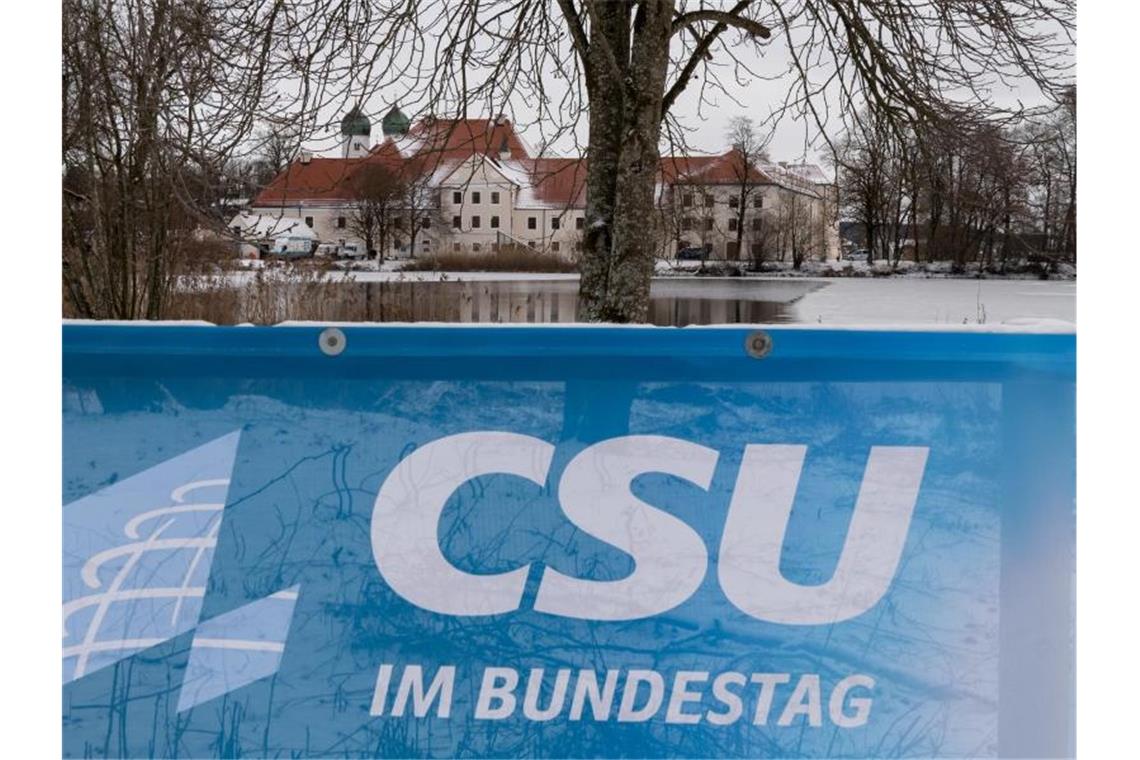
left=370, top=664, right=875, bottom=728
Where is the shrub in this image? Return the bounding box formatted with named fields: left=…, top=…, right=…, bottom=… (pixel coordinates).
left=399, top=247, right=577, bottom=273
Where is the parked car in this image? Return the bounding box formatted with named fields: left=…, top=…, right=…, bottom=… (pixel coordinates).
left=338, top=242, right=366, bottom=260
left=676, top=246, right=709, bottom=261
left=844, top=249, right=870, bottom=262
left=315, top=243, right=339, bottom=257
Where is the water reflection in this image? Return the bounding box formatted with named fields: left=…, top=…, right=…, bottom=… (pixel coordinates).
left=348, top=278, right=823, bottom=325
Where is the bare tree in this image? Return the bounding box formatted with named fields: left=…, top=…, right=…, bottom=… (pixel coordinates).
left=725, top=116, right=768, bottom=261
left=63, top=0, right=1075, bottom=320
left=835, top=100, right=1074, bottom=271
left=348, top=164, right=408, bottom=258
left=836, top=110, right=908, bottom=262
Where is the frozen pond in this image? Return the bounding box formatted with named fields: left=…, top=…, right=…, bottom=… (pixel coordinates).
left=194, top=271, right=1075, bottom=326
left=339, top=276, right=1074, bottom=326
left=788, top=277, right=1075, bottom=326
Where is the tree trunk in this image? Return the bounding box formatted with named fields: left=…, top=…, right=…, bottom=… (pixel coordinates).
left=578, top=1, right=674, bottom=323
left=576, top=1, right=630, bottom=321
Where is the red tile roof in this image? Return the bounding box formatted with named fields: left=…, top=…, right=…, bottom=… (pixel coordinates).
left=254, top=118, right=532, bottom=206
left=527, top=158, right=587, bottom=207
left=254, top=120, right=817, bottom=208
left=396, top=118, right=531, bottom=161
left=254, top=158, right=362, bottom=204
left=661, top=148, right=776, bottom=185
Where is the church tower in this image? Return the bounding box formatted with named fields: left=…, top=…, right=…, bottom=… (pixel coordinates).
left=340, top=106, right=372, bottom=158
left=381, top=105, right=410, bottom=139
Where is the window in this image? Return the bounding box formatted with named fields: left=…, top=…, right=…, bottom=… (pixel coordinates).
left=528, top=216, right=537, bottom=230
left=681, top=217, right=693, bottom=231
left=576, top=216, right=585, bottom=230
left=728, top=195, right=739, bottom=209
left=752, top=217, right=763, bottom=231
left=453, top=191, right=463, bottom=204
left=422, top=239, right=431, bottom=249
left=491, top=215, right=500, bottom=229
left=552, top=241, right=561, bottom=252
left=422, top=217, right=431, bottom=229
left=453, top=242, right=461, bottom=251
left=491, top=191, right=500, bottom=204
left=552, top=217, right=560, bottom=230
left=394, top=217, right=403, bottom=230
left=472, top=191, right=481, bottom=203
left=471, top=215, right=481, bottom=228
left=305, top=216, right=314, bottom=227
left=452, top=215, right=461, bottom=229
left=704, top=194, right=714, bottom=207
left=337, top=216, right=346, bottom=229
left=528, top=241, right=536, bottom=248
left=753, top=195, right=763, bottom=209
left=703, top=218, right=713, bottom=231
left=473, top=243, right=482, bottom=252
left=682, top=193, right=693, bottom=207
left=728, top=218, right=738, bottom=231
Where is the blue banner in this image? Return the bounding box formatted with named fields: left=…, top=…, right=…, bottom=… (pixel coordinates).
left=62, top=325, right=1075, bottom=758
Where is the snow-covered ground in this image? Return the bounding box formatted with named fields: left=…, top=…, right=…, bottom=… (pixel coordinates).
left=654, top=257, right=1077, bottom=280
left=790, top=277, right=1075, bottom=326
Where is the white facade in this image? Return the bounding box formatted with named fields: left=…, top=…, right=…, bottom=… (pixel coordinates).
left=246, top=114, right=837, bottom=262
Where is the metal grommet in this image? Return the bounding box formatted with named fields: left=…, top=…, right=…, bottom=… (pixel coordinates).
left=319, top=327, right=346, bottom=356
left=745, top=330, right=773, bottom=359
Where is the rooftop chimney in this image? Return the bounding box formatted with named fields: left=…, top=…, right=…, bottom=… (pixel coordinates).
left=298, top=150, right=312, bottom=164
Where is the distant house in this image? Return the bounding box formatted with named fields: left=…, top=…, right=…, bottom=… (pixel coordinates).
left=246, top=106, right=837, bottom=262
left=227, top=212, right=315, bottom=259
left=660, top=151, right=839, bottom=262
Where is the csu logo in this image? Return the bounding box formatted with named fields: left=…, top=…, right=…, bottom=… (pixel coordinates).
left=371, top=433, right=928, bottom=626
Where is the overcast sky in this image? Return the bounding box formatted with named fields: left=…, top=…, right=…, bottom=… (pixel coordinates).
left=302, top=10, right=1069, bottom=176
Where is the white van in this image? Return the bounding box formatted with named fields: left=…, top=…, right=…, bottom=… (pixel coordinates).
left=271, top=235, right=315, bottom=259
left=338, top=242, right=366, bottom=260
